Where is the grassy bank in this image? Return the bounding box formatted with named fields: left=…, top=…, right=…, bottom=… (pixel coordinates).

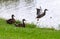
left=0, top=18, right=60, bottom=39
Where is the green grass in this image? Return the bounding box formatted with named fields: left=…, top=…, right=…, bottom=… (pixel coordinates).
left=0, top=18, right=60, bottom=39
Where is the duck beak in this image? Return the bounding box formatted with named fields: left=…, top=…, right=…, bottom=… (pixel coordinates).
left=24, top=19, right=26, bottom=21
left=46, top=9, right=48, bottom=11
left=14, top=15, right=15, bottom=17
left=47, top=10, right=48, bottom=11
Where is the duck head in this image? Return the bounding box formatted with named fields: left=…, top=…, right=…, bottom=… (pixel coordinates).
left=44, top=9, right=48, bottom=11
left=22, top=19, right=26, bottom=21
left=12, top=14, right=15, bottom=17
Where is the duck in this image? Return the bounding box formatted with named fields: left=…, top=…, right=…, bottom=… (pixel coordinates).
left=36, top=9, right=48, bottom=21
left=15, top=19, right=26, bottom=27
left=6, top=14, right=16, bottom=24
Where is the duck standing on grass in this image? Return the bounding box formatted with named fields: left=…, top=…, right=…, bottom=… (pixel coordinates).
left=6, top=14, right=16, bottom=24
left=15, top=19, right=26, bottom=27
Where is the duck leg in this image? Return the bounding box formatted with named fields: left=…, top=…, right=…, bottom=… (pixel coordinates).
left=37, top=18, right=39, bottom=21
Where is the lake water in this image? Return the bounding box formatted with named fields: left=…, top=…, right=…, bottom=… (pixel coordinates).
left=0, top=0, right=60, bottom=30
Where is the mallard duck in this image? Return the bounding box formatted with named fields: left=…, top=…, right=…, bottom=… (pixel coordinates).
left=36, top=9, right=48, bottom=21
left=6, top=14, right=16, bottom=24
left=15, top=19, right=26, bottom=27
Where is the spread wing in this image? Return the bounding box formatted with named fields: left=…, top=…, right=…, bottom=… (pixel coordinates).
left=36, top=7, right=42, bottom=15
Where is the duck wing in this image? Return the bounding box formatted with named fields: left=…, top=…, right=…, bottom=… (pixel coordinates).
left=36, top=13, right=45, bottom=18
left=6, top=19, right=12, bottom=24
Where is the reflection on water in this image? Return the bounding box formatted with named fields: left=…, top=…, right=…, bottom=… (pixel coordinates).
left=0, top=0, right=19, bottom=9
left=25, top=0, right=34, bottom=4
